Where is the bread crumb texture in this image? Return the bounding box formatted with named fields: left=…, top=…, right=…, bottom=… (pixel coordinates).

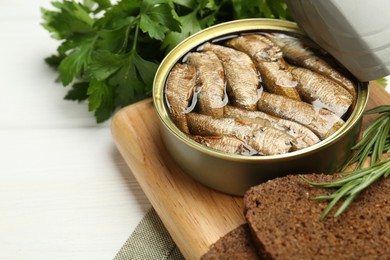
left=201, top=224, right=260, bottom=259
left=244, top=174, right=390, bottom=259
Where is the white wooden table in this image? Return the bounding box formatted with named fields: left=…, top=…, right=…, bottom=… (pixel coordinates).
left=0, top=1, right=151, bottom=259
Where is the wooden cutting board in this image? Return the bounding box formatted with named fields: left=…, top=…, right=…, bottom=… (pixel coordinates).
left=111, top=81, right=389, bottom=259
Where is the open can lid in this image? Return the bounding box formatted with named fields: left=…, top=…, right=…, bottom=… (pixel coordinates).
left=287, top=0, right=390, bottom=81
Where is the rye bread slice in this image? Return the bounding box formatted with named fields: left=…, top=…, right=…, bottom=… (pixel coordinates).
left=244, top=174, right=390, bottom=259
left=201, top=224, right=260, bottom=260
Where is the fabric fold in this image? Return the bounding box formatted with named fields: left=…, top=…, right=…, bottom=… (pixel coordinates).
left=114, top=207, right=184, bottom=260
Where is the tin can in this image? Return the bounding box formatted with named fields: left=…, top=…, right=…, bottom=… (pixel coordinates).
left=153, top=19, right=369, bottom=196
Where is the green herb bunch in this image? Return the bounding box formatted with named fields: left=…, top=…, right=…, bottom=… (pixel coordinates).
left=41, top=0, right=291, bottom=122
left=302, top=105, right=390, bottom=220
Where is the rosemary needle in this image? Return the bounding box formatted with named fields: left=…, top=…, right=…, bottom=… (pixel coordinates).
left=301, top=105, right=390, bottom=220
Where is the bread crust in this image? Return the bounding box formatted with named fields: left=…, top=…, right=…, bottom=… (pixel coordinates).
left=201, top=224, right=260, bottom=260
left=244, top=174, right=390, bottom=259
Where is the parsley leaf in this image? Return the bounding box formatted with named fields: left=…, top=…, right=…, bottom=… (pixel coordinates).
left=173, top=0, right=196, bottom=9
left=65, top=82, right=89, bottom=101
left=87, top=80, right=114, bottom=122
left=88, top=50, right=124, bottom=81
left=41, top=1, right=94, bottom=39
left=140, top=0, right=181, bottom=40
left=59, top=35, right=96, bottom=85
left=162, top=10, right=202, bottom=52
left=110, top=50, right=158, bottom=107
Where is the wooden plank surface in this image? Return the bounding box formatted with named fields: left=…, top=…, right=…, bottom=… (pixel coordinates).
left=111, top=81, right=389, bottom=259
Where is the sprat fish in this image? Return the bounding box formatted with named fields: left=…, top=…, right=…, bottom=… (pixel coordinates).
left=203, top=42, right=260, bottom=110
left=224, top=105, right=320, bottom=150
left=186, top=51, right=226, bottom=118
left=191, top=135, right=256, bottom=155
left=187, top=112, right=293, bottom=155
left=291, top=67, right=354, bottom=117
left=265, top=33, right=357, bottom=100
left=226, top=34, right=301, bottom=101
left=165, top=63, right=197, bottom=134
left=257, top=92, right=345, bottom=140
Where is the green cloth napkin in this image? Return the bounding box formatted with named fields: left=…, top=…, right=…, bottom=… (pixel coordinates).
left=114, top=207, right=185, bottom=260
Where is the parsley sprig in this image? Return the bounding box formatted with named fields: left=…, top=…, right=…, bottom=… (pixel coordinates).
left=41, top=0, right=291, bottom=122
left=302, top=106, right=390, bottom=220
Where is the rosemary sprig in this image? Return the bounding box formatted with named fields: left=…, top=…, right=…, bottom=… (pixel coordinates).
left=341, top=105, right=390, bottom=170
left=301, top=158, right=390, bottom=221
left=301, top=105, right=390, bottom=220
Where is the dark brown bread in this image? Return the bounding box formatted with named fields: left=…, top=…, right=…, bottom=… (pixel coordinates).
left=201, top=224, right=260, bottom=260
left=244, top=174, right=390, bottom=260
